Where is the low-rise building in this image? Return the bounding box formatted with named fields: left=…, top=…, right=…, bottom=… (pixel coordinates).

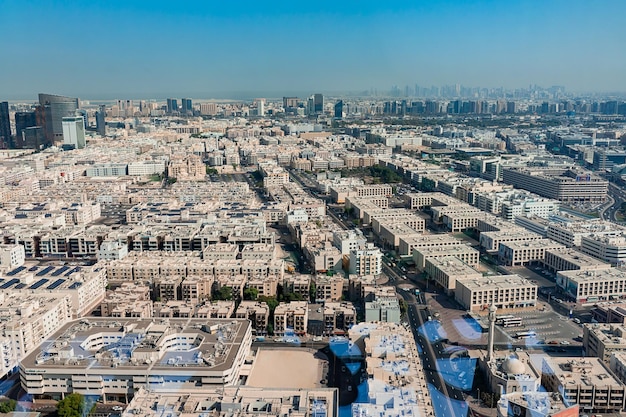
left=497, top=239, right=565, bottom=267
left=583, top=323, right=626, bottom=363
left=424, top=256, right=482, bottom=295
left=556, top=268, right=626, bottom=303
left=19, top=318, right=252, bottom=402
left=541, top=357, right=625, bottom=414
left=455, top=275, right=537, bottom=313
left=274, top=301, right=308, bottom=336
left=581, top=232, right=626, bottom=266
left=235, top=301, right=270, bottom=335
left=543, top=248, right=612, bottom=273
left=413, top=244, right=480, bottom=270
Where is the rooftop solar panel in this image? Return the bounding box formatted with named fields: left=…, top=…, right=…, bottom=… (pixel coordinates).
left=51, top=266, right=70, bottom=277
left=14, top=283, right=26, bottom=289
left=65, top=267, right=81, bottom=276
left=46, top=279, right=65, bottom=290
left=29, top=279, right=49, bottom=290
left=6, top=266, right=26, bottom=276
left=28, top=266, right=39, bottom=272
left=0, top=279, right=20, bottom=289
left=36, top=266, right=55, bottom=276
left=68, top=282, right=82, bottom=289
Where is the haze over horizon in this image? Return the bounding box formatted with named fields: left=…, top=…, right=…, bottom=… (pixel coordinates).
left=2, top=0, right=626, bottom=100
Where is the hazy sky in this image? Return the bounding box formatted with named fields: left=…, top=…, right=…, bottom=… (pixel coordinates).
left=1, top=0, right=625, bottom=99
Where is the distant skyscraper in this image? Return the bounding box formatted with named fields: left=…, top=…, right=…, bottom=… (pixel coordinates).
left=167, top=98, right=178, bottom=114
left=76, top=109, right=88, bottom=130
left=22, top=127, right=45, bottom=150
left=0, top=102, right=12, bottom=149
left=14, top=111, right=37, bottom=147
left=334, top=100, right=343, bottom=119
left=38, top=93, right=79, bottom=144
left=313, top=93, right=324, bottom=114
left=181, top=98, right=193, bottom=115
left=95, top=105, right=106, bottom=136
left=283, top=97, right=299, bottom=110
left=62, top=116, right=86, bottom=149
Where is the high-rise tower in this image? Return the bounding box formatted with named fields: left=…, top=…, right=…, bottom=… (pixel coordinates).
left=38, top=93, right=79, bottom=144
left=0, top=102, right=12, bottom=149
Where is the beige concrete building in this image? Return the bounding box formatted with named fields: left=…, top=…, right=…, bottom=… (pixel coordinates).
left=398, top=233, right=460, bottom=257
left=479, top=230, right=542, bottom=252
left=497, top=239, right=566, bottom=267
left=455, top=275, right=537, bottom=312
left=424, top=256, right=482, bottom=295
left=235, top=301, right=270, bottom=335
left=323, top=302, right=356, bottom=335
left=122, top=386, right=338, bottom=417
left=541, top=357, right=625, bottom=413
left=556, top=268, right=626, bottom=303
left=544, top=247, right=611, bottom=273
left=413, top=244, right=480, bottom=270
left=274, top=301, right=308, bottom=336
left=583, top=323, right=626, bottom=363
left=313, top=275, right=344, bottom=302
left=101, top=283, right=152, bottom=318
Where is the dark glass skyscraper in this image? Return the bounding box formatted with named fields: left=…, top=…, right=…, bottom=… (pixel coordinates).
left=95, top=105, right=106, bottom=136
left=181, top=98, right=193, bottom=115
left=313, top=93, right=324, bottom=114
left=167, top=98, right=178, bottom=114
left=334, top=100, right=343, bottom=119
left=14, top=111, right=37, bottom=147
left=38, top=93, right=79, bottom=144
left=0, top=102, right=11, bottom=149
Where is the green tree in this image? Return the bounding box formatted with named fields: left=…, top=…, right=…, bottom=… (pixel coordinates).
left=206, top=167, right=218, bottom=175
left=309, top=281, right=317, bottom=302
left=258, top=295, right=279, bottom=313
left=266, top=322, right=274, bottom=335
left=243, top=287, right=259, bottom=301
left=213, top=286, right=233, bottom=301
left=57, top=393, right=85, bottom=417
left=0, top=400, right=16, bottom=413
left=399, top=298, right=408, bottom=318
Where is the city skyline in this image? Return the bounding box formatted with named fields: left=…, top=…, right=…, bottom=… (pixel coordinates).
left=1, top=0, right=626, bottom=99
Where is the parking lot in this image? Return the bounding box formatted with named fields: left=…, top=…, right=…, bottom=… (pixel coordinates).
left=499, top=308, right=582, bottom=345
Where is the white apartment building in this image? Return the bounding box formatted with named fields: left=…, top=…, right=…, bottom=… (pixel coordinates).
left=0, top=293, right=72, bottom=378
left=0, top=244, right=25, bottom=270
left=349, top=243, right=382, bottom=276
left=97, top=240, right=129, bottom=261
left=127, top=161, right=166, bottom=176
left=20, top=318, right=252, bottom=403
left=333, top=229, right=367, bottom=255
left=581, top=232, right=626, bottom=266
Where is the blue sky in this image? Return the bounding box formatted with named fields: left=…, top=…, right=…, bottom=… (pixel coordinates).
left=1, top=0, right=625, bottom=99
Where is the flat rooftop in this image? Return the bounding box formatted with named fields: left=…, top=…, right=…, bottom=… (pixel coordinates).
left=21, top=317, right=250, bottom=373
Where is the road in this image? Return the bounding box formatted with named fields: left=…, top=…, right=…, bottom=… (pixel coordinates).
left=399, top=290, right=469, bottom=417
left=604, top=182, right=626, bottom=222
